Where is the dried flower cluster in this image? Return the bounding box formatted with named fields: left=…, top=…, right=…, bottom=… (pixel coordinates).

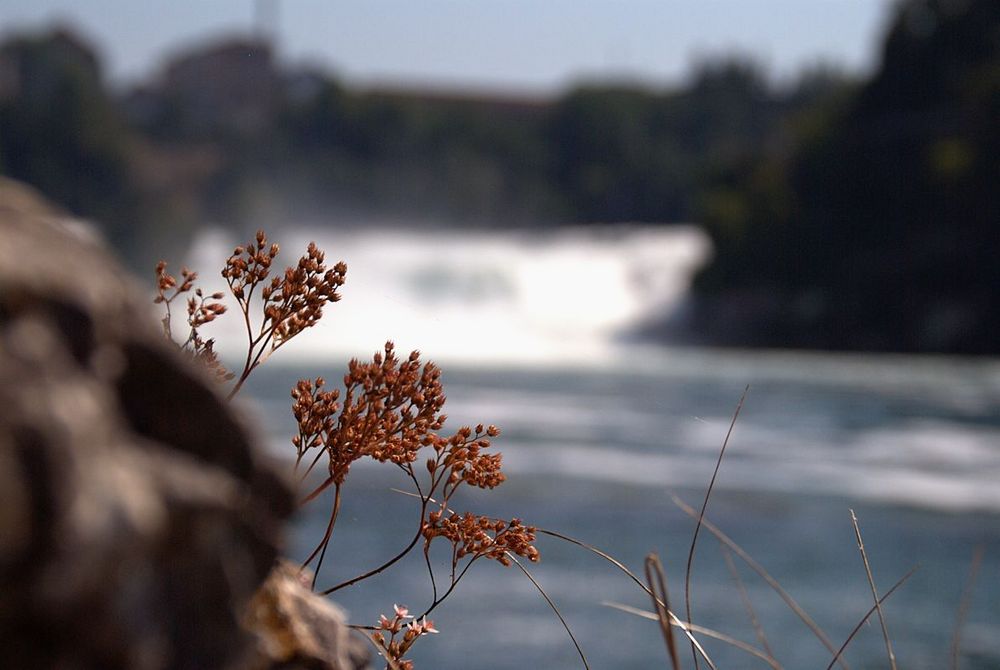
left=423, top=513, right=538, bottom=566
left=372, top=604, right=438, bottom=670
left=154, top=261, right=232, bottom=381
left=224, top=230, right=346, bottom=348
left=291, top=377, right=340, bottom=469
left=154, top=233, right=538, bottom=670
left=293, top=343, right=448, bottom=488
left=294, top=341, right=538, bottom=610
left=433, top=423, right=505, bottom=492
left=154, top=229, right=350, bottom=392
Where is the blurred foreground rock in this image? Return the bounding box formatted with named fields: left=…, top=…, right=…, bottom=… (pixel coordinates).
left=0, top=178, right=368, bottom=669
left=245, top=561, right=370, bottom=670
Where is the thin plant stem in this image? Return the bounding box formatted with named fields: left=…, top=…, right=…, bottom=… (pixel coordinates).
left=645, top=553, right=681, bottom=670
left=300, top=474, right=336, bottom=506
left=604, top=602, right=781, bottom=670
left=685, top=384, right=748, bottom=670
left=321, top=499, right=429, bottom=595
left=536, top=528, right=718, bottom=670
left=301, top=484, right=341, bottom=590
left=507, top=552, right=590, bottom=670
left=298, top=446, right=327, bottom=482
left=722, top=544, right=775, bottom=663
left=361, top=628, right=404, bottom=670
left=849, top=509, right=896, bottom=670
left=419, top=558, right=477, bottom=620
left=949, top=545, right=984, bottom=670
left=227, top=296, right=259, bottom=400
left=824, top=567, right=918, bottom=670
left=161, top=298, right=174, bottom=339
left=424, top=543, right=438, bottom=603
left=672, top=494, right=847, bottom=670
left=311, top=485, right=342, bottom=589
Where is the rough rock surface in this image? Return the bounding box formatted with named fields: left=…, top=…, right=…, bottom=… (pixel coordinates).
left=245, top=561, right=371, bottom=670
left=0, top=178, right=367, bottom=669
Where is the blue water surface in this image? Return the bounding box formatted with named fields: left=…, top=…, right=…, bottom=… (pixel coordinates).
left=241, top=351, right=1000, bottom=669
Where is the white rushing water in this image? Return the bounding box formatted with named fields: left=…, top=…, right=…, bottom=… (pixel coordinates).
left=184, top=224, right=711, bottom=366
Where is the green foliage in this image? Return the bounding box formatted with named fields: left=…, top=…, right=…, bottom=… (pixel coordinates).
left=4, top=0, right=995, bottom=353
left=694, top=0, right=1000, bottom=353
left=0, top=26, right=839, bottom=236
left=0, top=29, right=133, bottom=233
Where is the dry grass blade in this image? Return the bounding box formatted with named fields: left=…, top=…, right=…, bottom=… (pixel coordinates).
left=824, top=566, right=918, bottom=670
left=849, top=509, right=897, bottom=670
left=604, top=602, right=782, bottom=670
left=536, top=528, right=719, bottom=670
left=685, top=385, right=748, bottom=670
left=645, top=554, right=681, bottom=669
left=506, top=552, right=590, bottom=670
left=950, top=545, right=985, bottom=670
left=722, top=544, right=775, bottom=663
left=672, top=494, right=848, bottom=670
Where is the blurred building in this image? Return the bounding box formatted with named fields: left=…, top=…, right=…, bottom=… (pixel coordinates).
left=0, top=27, right=101, bottom=104
left=127, top=37, right=277, bottom=137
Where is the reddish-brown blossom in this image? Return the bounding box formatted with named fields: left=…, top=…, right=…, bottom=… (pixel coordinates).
left=372, top=605, right=437, bottom=670
left=291, top=377, right=341, bottom=466
left=422, top=512, right=539, bottom=566
left=223, top=231, right=346, bottom=351
left=153, top=260, right=233, bottom=382
left=155, top=233, right=538, bottom=665
left=295, top=342, right=448, bottom=484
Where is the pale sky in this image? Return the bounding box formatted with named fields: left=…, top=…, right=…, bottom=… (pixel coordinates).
left=0, top=0, right=897, bottom=93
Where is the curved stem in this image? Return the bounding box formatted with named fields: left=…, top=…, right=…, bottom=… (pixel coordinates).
left=423, top=543, right=438, bottom=602
left=509, top=552, right=590, bottom=670
left=685, top=385, right=747, bottom=670
left=850, top=509, right=896, bottom=670
left=301, top=484, right=342, bottom=590
left=227, top=295, right=256, bottom=400
left=671, top=495, right=845, bottom=669
left=604, top=603, right=778, bottom=670
left=311, top=484, right=342, bottom=590
left=824, top=567, right=918, bottom=670
left=300, top=475, right=335, bottom=506
left=299, top=445, right=327, bottom=483
left=419, top=558, right=477, bottom=620
left=537, top=528, right=718, bottom=670
left=321, top=499, right=428, bottom=595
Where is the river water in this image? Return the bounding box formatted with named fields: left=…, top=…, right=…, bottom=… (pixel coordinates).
left=188, top=225, right=1000, bottom=669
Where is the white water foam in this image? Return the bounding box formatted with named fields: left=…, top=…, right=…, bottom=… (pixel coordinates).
left=493, top=418, right=1000, bottom=513
left=183, top=224, right=711, bottom=366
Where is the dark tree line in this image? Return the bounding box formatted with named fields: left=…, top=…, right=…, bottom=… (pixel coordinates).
left=692, top=0, right=999, bottom=354
left=1, top=0, right=996, bottom=353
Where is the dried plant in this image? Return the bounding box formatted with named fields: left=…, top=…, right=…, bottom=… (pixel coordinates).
left=154, top=261, right=233, bottom=382
left=154, top=231, right=538, bottom=670
left=370, top=604, right=438, bottom=670
left=222, top=230, right=347, bottom=398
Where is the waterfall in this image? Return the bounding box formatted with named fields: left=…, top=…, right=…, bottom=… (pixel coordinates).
left=185, top=223, right=712, bottom=366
